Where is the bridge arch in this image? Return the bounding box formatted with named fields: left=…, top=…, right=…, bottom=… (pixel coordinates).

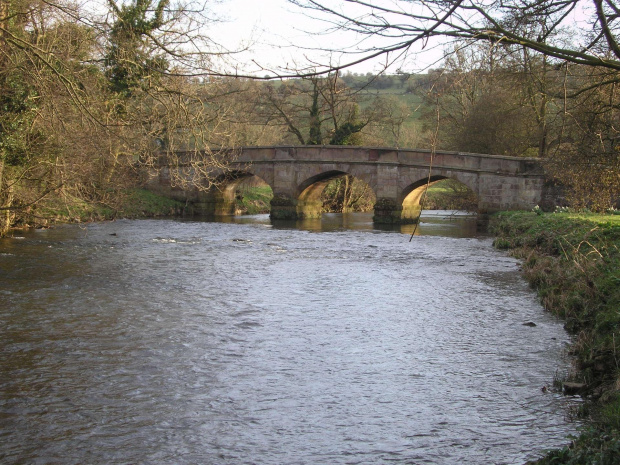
left=298, top=170, right=348, bottom=199
left=294, top=170, right=377, bottom=218
left=399, top=175, right=478, bottom=221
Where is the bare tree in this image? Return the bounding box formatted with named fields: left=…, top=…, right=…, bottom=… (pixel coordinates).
left=0, top=0, right=93, bottom=233
left=255, top=73, right=370, bottom=145
left=0, top=0, right=246, bottom=235
left=417, top=43, right=552, bottom=156
left=546, top=65, right=620, bottom=210
left=321, top=174, right=376, bottom=212
left=288, top=0, right=620, bottom=74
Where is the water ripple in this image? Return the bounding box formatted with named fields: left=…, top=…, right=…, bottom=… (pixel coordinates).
left=0, top=217, right=578, bottom=464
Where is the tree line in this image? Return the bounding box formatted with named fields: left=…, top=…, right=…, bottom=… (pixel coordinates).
left=1, top=0, right=619, bottom=236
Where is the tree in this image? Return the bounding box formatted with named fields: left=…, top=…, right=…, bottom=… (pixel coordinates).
left=0, top=0, right=244, bottom=235
left=105, top=0, right=171, bottom=97
left=321, top=175, right=376, bottom=212
left=418, top=43, right=551, bottom=156
left=256, top=73, right=370, bottom=145
left=0, top=0, right=93, bottom=234
left=545, top=66, right=620, bottom=210
left=360, top=94, right=424, bottom=147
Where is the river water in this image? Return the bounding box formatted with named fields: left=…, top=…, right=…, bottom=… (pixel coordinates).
left=0, top=212, right=578, bottom=464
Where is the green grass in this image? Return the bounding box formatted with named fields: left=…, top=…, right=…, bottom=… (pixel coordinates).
left=427, top=185, right=452, bottom=194
left=491, top=211, right=620, bottom=464
left=117, top=189, right=186, bottom=217
left=234, top=186, right=273, bottom=215
left=566, top=213, right=620, bottom=227
left=32, top=188, right=185, bottom=226
left=534, top=428, right=620, bottom=465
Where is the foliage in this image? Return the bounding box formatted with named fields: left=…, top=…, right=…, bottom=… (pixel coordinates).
left=232, top=74, right=427, bottom=148
left=105, top=0, right=170, bottom=97
left=0, top=0, right=92, bottom=234
left=307, top=80, right=323, bottom=145
left=543, top=68, right=620, bottom=212
left=532, top=427, right=620, bottom=465
left=413, top=42, right=558, bottom=158
left=0, top=70, right=40, bottom=167
left=410, top=41, right=619, bottom=211
left=255, top=73, right=374, bottom=146
left=327, top=99, right=365, bottom=145
left=0, top=0, right=241, bottom=236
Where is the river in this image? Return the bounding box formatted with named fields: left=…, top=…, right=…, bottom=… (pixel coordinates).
left=0, top=212, right=579, bottom=464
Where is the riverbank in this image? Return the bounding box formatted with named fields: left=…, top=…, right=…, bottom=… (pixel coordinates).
left=3, top=189, right=186, bottom=235
left=490, top=211, right=620, bottom=463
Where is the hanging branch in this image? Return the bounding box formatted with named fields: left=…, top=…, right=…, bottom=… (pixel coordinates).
left=409, top=93, right=441, bottom=241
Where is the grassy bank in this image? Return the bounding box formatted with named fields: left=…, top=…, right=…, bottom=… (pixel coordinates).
left=7, top=189, right=186, bottom=233
left=491, top=211, right=620, bottom=463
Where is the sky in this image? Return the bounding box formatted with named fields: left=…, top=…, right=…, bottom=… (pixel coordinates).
left=209, top=0, right=446, bottom=76
left=208, top=0, right=596, bottom=77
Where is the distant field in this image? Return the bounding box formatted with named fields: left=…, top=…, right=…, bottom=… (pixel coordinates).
left=348, top=74, right=429, bottom=122
left=358, top=91, right=426, bottom=121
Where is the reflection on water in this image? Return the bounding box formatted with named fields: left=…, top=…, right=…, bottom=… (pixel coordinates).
left=0, top=213, right=578, bottom=464
left=200, top=210, right=479, bottom=236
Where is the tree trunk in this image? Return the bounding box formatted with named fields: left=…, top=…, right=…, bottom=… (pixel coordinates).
left=0, top=158, right=10, bottom=236
left=342, top=175, right=352, bottom=212
left=538, top=120, right=548, bottom=158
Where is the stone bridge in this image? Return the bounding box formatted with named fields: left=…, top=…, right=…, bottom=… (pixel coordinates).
left=146, top=146, right=555, bottom=223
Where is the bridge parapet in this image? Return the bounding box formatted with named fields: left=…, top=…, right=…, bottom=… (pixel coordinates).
left=236, top=146, right=543, bottom=173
